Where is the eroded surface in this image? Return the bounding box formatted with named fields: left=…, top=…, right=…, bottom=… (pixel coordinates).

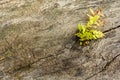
left=0, top=0, right=120, bottom=80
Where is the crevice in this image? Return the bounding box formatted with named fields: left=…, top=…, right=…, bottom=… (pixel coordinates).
left=7, top=54, right=54, bottom=74
left=85, top=53, right=120, bottom=80
left=6, top=47, right=65, bottom=74
left=103, top=25, right=120, bottom=33
left=7, top=42, right=78, bottom=74
left=4, top=25, right=120, bottom=75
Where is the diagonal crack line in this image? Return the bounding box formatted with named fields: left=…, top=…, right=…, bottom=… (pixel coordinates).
left=103, top=25, right=120, bottom=33
left=7, top=48, right=65, bottom=74
left=10, top=42, right=77, bottom=74
left=102, top=53, right=120, bottom=71
left=8, top=55, right=54, bottom=74
left=6, top=25, right=120, bottom=74
left=85, top=53, right=120, bottom=80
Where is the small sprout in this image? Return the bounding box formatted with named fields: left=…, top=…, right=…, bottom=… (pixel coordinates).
left=76, top=7, right=105, bottom=45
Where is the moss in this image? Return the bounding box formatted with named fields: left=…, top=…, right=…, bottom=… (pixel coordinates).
left=76, top=7, right=105, bottom=45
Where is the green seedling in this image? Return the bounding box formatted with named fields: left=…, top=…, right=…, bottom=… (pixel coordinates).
left=76, top=7, right=105, bottom=45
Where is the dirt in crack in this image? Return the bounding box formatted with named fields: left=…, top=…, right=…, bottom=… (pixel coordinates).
left=103, top=25, right=120, bottom=33
left=85, top=53, right=120, bottom=80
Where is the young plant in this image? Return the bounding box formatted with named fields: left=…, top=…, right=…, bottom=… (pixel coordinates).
left=76, top=7, right=105, bottom=45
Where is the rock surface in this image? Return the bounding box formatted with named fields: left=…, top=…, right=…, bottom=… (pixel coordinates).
left=0, top=0, right=120, bottom=80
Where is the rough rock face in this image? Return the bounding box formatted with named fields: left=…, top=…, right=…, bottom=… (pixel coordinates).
left=0, top=0, right=120, bottom=80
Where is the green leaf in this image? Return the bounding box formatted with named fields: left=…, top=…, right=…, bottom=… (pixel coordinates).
left=80, top=42, right=83, bottom=45
left=78, top=23, right=86, bottom=33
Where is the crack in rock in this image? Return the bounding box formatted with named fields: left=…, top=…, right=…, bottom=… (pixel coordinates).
left=5, top=25, right=120, bottom=75
left=103, top=25, right=120, bottom=33
left=85, top=53, right=120, bottom=80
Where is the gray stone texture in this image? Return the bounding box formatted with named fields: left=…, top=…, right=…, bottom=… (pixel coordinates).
left=0, top=0, right=120, bottom=80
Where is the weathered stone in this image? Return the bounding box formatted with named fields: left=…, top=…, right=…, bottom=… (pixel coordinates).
left=0, top=0, right=120, bottom=80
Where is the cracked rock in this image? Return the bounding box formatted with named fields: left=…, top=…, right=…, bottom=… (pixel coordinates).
left=0, top=0, right=120, bottom=80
